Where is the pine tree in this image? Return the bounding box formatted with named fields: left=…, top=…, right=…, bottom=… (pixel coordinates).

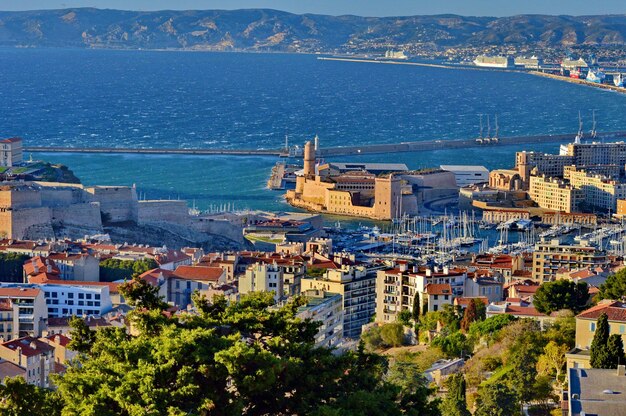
left=412, top=292, right=421, bottom=322
left=590, top=313, right=611, bottom=368
left=607, top=334, right=626, bottom=368
left=460, top=300, right=477, bottom=332
left=440, top=373, right=470, bottom=416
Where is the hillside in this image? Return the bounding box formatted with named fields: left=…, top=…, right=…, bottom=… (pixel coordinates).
left=1, top=8, right=626, bottom=52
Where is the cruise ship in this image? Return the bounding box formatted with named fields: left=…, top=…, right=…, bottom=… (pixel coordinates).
left=384, top=50, right=408, bottom=60
left=473, top=55, right=514, bottom=68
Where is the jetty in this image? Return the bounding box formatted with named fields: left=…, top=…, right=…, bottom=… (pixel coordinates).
left=530, top=71, right=626, bottom=94
left=25, top=130, right=626, bottom=159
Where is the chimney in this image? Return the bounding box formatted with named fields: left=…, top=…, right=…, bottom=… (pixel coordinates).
left=399, top=263, right=407, bottom=272
left=54, top=335, right=61, bottom=345
left=412, top=265, right=418, bottom=273
left=618, top=365, right=626, bottom=377
left=443, top=266, right=449, bottom=275
left=425, top=269, right=432, bottom=277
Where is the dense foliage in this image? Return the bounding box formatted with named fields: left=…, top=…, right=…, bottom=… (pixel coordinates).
left=439, top=373, right=470, bottom=416
left=5, top=276, right=439, bottom=416
left=99, top=258, right=158, bottom=282
left=0, top=253, right=31, bottom=283
left=591, top=313, right=626, bottom=369
left=598, top=269, right=626, bottom=301
left=533, top=280, right=589, bottom=314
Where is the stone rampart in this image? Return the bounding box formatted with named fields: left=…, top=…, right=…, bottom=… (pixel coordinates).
left=138, top=200, right=190, bottom=226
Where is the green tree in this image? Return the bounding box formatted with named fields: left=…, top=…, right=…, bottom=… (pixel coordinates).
left=398, top=310, right=413, bottom=327
left=598, top=269, right=626, bottom=300
left=591, top=313, right=611, bottom=368
left=607, top=334, right=626, bottom=368
left=0, top=377, right=61, bottom=416
left=380, top=323, right=405, bottom=347
left=99, top=258, right=158, bottom=282
left=0, top=253, right=31, bottom=283
left=533, top=280, right=589, bottom=314
left=386, top=352, right=441, bottom=416
left=67, top=315, right=97, bottom=354
left=412, top=293, right=421, bottom=321
left=536, top=341, right=569, bottom=385
left=474, top=381, right=519, bottom=416
left=440, top=373, right=470, bottom=416
left=51, top=291, right=432, bottom=415
left=432, top=332, right=470, bottom=358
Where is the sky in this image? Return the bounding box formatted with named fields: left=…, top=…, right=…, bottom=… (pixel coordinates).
left=0, top=0, right=624, bottom=17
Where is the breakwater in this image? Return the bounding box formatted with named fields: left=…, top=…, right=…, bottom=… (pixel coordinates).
left=26, top=130, right=626, bottom=159
left=530, top=71, right=626, bottom=94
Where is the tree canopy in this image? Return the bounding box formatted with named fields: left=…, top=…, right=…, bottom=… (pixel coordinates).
left=31, top=282, right=440, bottom=415
left=598, top=269, right=626, bottom=301
left=99, top=258, right=158, bottom=282
left=533, top=279, right=589, bottom=315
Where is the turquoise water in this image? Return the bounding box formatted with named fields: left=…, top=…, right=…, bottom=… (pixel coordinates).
left=1, top=48, right=625, bottom=211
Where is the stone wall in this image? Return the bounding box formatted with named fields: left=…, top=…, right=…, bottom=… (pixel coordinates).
left=138, top=200, right=190, bottom=226
left=86, top=186, right=138, bottom=223
left=0, top=187, right=42, bottom=209
left=51, top=203, right=102, bottom=230
left=191, top=218, right=244, bottom=244
left=8, top=207, right=52, bottom=239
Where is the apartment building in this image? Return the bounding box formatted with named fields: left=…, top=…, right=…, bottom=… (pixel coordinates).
left=0, top=336, right=54, bottom=388
left=0, top=137, right=23, bottom=167
left=375, top=264, right=467, bottom=323
left=301, top=265, right=376, bottom=338
left=296, top=289, right=343, bottom=348
left=566, top=168, right=626, bottom=212
left=532, top=239, right=609, bottom=282
left=239, top=263, right=285, bottom=302
left=528, top=175, right=582, bottom=213
left=0, top=287, right=47, bottom=338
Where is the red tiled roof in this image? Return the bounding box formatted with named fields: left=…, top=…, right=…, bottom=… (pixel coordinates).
left=0, top=287, right=41, bottom=298
left=23, top=257, right=60, bottom=277
left=172, top=265, right=224, bottom=282
left=139, top=268, right=174, bottom=286
left=2, top=337, right=53, bottom=357
left=44, top=334, right=71, bottom=347
left=505, top=305, right=547, bottom=317
left=426, top=283, right=452, bottom=296
left=576, top=301, right=626, bottom=322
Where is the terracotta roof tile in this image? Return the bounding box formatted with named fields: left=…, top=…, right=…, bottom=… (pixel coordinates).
left=576, top=301, right=626, bottom=322
left=426, top=283, right=452, bottom=296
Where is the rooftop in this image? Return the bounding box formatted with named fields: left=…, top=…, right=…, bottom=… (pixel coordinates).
left=569, top=367, right=626, bottom=416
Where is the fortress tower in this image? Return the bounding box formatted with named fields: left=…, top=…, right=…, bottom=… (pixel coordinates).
left=303, top=141, right=315, bottom=179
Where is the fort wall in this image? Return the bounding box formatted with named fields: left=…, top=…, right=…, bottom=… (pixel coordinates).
left=86, top=186, right=138, bottom=223
left=7, top=207, right=53, bottom=239
left=51, top=203, right=102, bottom=230
left=138, top=200, right=190, bottom=226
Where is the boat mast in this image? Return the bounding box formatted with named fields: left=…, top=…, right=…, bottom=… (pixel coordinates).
left=486, top=115, right=491, bottom=139
left=479, top=114, right=483, bottom=139
left=575, top=111, right=583, bottom=144
left=494, top=114, right=499, bottom=140
left=591, top=109, right=597, bottom=140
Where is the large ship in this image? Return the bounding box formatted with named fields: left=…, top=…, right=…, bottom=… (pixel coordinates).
left=384, top=50, right=408, bottom=60
left=586, top=68, right=606, bottom=84
left=473, top=55, right=514, bottom=69
left=614, top=73, right=625, bottom=88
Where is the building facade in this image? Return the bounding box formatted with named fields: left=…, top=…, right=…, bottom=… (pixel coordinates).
left=532, top=239, right=609, bottom=282
left=528, top=175, right=582, bottom=213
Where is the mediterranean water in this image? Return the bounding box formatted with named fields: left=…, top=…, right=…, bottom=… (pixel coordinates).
left=2, top=48, right=626, bottom=213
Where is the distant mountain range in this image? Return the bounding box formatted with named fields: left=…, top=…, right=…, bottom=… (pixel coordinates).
left=1, top=8, right=626, bottom=51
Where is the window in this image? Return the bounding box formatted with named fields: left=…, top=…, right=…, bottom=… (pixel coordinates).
left=590, top=322, right=596, bottom=332
left=68, top=293, right=74, bottom=299
left=51, top=292, right=58, bottom=298
left=78, top=293, right=84, bottom=299
left=86, top=294, right=92, bottom=300
left=197, top=282, right=202, bottom=290
left=186, top=282, right=191, bottom=290
left=67, top=300, right=74, bottom=306
left=433, top=295, right=438, bottom=300
left=95, top=294, right=100, bottom=300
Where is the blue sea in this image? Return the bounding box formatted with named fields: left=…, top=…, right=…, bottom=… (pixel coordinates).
left=1, top=48, right=626, bottom=212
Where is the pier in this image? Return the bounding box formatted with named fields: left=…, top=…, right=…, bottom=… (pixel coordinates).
left=26, top=130, right=626, bottom=159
